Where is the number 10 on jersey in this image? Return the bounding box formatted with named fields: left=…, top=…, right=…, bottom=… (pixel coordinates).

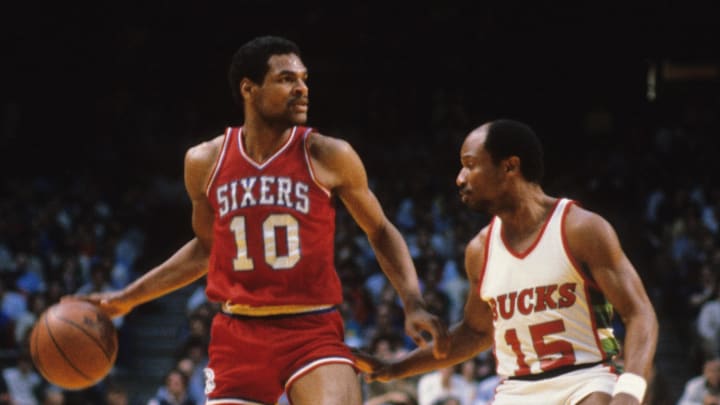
left=230, top=213, right=300, bottom=271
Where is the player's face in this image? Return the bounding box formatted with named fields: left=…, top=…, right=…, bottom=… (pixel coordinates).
left=456, top=127, right=505, bottom=213
left=254, top=53, right=309, bottom=125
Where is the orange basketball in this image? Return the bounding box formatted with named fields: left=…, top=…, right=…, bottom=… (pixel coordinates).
left=29, top=300, right=118, bottom=390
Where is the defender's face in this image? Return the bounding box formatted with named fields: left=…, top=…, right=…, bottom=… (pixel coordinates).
left=456, top=127, right=504, bottom=213
left=254, top=53, right=309, bottom=125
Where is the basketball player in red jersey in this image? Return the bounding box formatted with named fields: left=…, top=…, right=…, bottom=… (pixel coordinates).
left=74, top=36, right=450, bottom=404
left=356, top=120, right=658, bottom=405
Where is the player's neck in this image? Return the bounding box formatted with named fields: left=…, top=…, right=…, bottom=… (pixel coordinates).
left=499, top=186, right=554, bottom=239
left=241, top=121, right=294, bottom=163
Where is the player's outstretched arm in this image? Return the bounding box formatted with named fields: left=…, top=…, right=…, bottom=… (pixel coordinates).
left=72, top=136, right=223, bottom=318
left=85, top=237, right=210, bottom=318
left=356, top=230, right=494, bottom=381
left=307, top=132, right=450, bottom=359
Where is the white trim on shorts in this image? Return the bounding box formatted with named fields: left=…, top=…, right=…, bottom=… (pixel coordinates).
left=284, top=356, right=355, bottom=392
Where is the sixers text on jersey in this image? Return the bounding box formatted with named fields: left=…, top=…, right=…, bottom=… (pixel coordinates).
left=215, top=176, right=311, bottom=217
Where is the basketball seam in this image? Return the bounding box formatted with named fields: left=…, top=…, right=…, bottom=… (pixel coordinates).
left=51, top=307, right=116, bottom=362
left=45, top=311, right=95, bottom=383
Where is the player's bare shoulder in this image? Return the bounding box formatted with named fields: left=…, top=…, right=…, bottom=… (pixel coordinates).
left=184, top=134, right=225, bottom=198
left=564, top=203, right=615, bottom=241
left=306, top=131, right=354, bottom=163
left=563, top=203, right=619, bottom=261
left=186, top=134, right=224, bottom=169
left=305, top=131, right=361, bottom=191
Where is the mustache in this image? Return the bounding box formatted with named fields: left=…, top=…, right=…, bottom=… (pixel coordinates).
left=289, top=96, right=309, bottom=104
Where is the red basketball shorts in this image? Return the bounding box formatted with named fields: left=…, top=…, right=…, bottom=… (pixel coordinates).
left=204, top=308, right=355, bottom=405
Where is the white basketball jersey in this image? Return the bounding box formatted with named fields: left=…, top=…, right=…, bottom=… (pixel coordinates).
left=479, top=198, right=619, bottom=378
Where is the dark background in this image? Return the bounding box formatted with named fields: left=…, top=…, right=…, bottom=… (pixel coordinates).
left=3, top=2, right=718, bottom=179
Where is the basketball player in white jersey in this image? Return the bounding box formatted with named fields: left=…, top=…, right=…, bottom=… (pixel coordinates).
left=356, top=120, right=658, bottom=405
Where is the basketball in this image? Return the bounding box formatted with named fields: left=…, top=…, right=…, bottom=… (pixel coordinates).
left=29, top=300, right=118, bottom=390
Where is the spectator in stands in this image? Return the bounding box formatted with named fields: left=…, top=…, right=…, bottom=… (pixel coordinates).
left=13, top=293, right=48, bottom=348
left=76, top=260, right=114, bottom=296
left=688, top=264, right=718, bottom=319
left=472, top=353, right=500, bottom=405
left=677, top=357, right=720, bottom=405
left=696, top=283, right=720, bottom=359
left=419, top=257, right=451, bottom=324
left=363, top=334, right=416, bottom=405
left=0, top=278, right=27, bottom=326
left=105, top=382, right=130, bottom=405
left=457, top=359, right=478, bottom=405
left=416, top=364, right=473, bottom=405
left=363, top=301, right=405, bottom=350
left=40, top=385, right=64, bottom=405
left=1, top=351, right=41, bottom=405
left=148, top=368, right=195, bottom=405
left=175, top=337, right=208, bottom=405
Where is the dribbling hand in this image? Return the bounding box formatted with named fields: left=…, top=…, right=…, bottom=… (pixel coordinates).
left=63, top=291, right=134, bottom=319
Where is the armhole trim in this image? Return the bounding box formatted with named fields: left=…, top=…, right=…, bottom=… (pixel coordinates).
left=477, top=218, right=496, bottom=295
left=303, top=130, right=332, bottom=197
left=205, top=127, right=233, bottom=197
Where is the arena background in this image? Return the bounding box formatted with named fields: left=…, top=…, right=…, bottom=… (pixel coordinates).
left=2, top=3, right=719, bottom=404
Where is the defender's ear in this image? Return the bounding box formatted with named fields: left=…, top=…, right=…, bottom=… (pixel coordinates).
left=504, top=156, right=520, bottom=174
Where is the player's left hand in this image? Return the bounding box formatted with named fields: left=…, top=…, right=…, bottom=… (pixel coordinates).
left=403, top=306, right=450, bottom=359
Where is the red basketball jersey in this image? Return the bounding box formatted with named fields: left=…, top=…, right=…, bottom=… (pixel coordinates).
left=205, top=126, right=342, bottom=308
